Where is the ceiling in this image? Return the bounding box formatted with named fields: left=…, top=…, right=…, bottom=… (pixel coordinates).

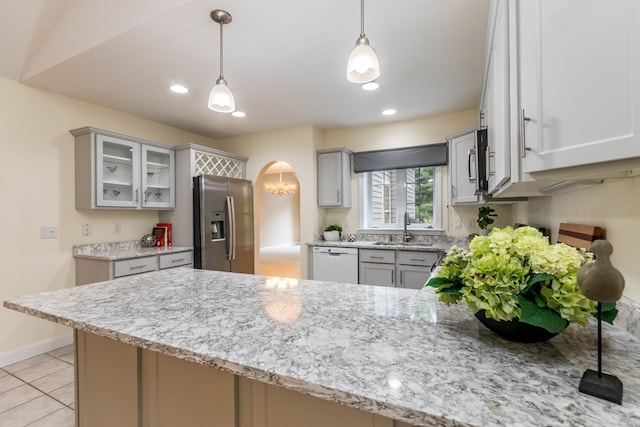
left=0, top=0, right=490, bottom=140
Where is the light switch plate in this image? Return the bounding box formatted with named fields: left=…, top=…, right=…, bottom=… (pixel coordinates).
left=40, top=225, right=58, bottom=239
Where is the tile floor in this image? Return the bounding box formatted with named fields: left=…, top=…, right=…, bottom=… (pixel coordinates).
left=0, top=345, right=75, bottom=427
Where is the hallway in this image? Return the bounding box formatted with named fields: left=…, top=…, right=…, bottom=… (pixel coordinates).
left=259, top=244, right=301, bottom=279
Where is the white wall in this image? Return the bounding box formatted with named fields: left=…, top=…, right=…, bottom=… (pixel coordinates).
left=259, top=171, right=300, bottom=247
left=0, top=77, right=220, bottom=361
left=516, top=176, right=640, bottom=302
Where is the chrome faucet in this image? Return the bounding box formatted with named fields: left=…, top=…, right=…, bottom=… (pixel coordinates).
left=403, top=212, right=413, bottom=242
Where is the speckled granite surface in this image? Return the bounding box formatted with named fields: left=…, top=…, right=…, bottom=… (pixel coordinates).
left=307, top=240, right=447, bottom=253
left=4, top=268, right=640, bottom=426
left=73, top=240, right=192, bottom=260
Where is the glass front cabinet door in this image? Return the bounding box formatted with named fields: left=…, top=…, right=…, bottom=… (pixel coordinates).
left=71, top=127, right=176, bottom=210
left=96, top=134, right=141, bottom=208
left=141, top=145, right=175, bottom=209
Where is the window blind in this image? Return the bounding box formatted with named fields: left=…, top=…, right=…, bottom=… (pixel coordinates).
left=352, top=143, right=448, bottom=173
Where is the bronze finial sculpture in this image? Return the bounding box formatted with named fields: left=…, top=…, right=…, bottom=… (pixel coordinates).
left=577, top=239, right=624, bottom=404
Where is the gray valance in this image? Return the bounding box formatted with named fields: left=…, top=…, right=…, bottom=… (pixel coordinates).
left=352, top=143, right=448, bottom=173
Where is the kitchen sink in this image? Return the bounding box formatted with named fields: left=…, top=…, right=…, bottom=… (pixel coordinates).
left=373, top=242, right=433, bottom=247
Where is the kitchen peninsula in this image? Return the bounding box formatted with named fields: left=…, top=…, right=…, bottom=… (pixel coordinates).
left=4, top=268, right=640, bottom=426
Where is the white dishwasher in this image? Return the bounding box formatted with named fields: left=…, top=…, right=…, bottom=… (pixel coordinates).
left=311, top=246, right=358, bottom=283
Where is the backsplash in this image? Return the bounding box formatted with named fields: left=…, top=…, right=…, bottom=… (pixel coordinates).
left=339, top=232, right=470, bottom=249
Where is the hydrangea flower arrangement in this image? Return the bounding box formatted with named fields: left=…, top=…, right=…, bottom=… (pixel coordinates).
left=427, top=226, right=617, bottom=334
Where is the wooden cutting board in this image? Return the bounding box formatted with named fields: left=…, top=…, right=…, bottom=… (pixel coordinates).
left=557, top=223, right=602, bottom=250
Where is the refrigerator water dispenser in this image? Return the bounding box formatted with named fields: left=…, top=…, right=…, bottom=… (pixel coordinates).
left=210, top=211, right=225, bottom=240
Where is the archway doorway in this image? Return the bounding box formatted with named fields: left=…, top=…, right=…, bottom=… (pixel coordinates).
left=256, top=161, right=301, bottom=278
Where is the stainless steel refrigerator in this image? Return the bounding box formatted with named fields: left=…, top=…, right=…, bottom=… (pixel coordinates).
left=193, top=175, right=254, bottom=274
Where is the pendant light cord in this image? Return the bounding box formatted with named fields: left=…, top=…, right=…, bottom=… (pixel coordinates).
left=360, top=0, right=365, bottom=37
left=219, top=21, right=224, bottom=79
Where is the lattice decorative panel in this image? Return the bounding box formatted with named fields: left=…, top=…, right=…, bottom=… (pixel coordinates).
left=194, top=151, right=243, bottom=178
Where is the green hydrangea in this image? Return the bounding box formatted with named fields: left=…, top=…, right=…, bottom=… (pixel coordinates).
left=426, top=226, right=614, bottom=333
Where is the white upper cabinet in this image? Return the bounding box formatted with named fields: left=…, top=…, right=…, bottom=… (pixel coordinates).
left=480, top=0, right=511, bottom=194
left=518, top=0, right=640, bottom=173
left=72, top=127, right=175, bottom=210
left=317, top=148, right=352, bottom=208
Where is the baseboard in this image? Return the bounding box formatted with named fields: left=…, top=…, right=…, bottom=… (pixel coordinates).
left=0, top=333, right=73, bottom=368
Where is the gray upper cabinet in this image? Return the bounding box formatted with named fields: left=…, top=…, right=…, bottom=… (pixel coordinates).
left=71, top=126, right=175, bottom=210
left=317, top=148, right=352, bottom=207
left=448, top=128, right=484, bottom=205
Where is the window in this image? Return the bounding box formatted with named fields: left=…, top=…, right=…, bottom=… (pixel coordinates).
left=361, top=167, right=441, bottom=230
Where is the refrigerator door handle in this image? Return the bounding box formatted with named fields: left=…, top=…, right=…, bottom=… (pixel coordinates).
left=226, top=195, right=236, bottom=260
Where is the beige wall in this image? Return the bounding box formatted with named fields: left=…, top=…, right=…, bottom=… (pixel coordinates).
left=515, top=176, right=640, bottom=302
left=322, top=110, right=481, bottom=236
left=0, top=77, right=220, bottom=359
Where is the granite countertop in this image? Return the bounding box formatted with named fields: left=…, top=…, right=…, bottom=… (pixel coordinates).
left=307, top=240, right=448, bottom=252
left=73, top=241, right=192, bottom=261
left=4, top=268, right=640, bottom=426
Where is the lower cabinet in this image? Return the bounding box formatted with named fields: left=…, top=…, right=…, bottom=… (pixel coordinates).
left=396, top=251, right=439, bottom=289
left=359, top=249, right=441, bottom=289
left=359, top=249, right=395, bottom=286
left=75, top=250, right=193, bottom=285
left=75, top=331, right=415, bottom=427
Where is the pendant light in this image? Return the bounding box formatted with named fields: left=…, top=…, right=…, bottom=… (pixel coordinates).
left=346, top=0, right=380, bottom=84
left=208, top=10, right=235, bottom=113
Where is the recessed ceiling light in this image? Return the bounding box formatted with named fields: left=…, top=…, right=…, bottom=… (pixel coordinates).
left=232, top=111, right=246, bottom=118
left=382, top=109, right=396, bottom=116
left=362, top=82, right=379, bottom=91
left=169, top=84, right=188, bottom=94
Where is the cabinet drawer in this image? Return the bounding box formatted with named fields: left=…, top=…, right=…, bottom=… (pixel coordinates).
left=359, top=249, right=395, bottom=264
left=114, top=256, right=157, bottom=278
left=397, top=251, right=439, bottom=267
left=159, top=251, right=193, bottom=269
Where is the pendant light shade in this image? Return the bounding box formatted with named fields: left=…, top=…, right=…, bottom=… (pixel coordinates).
left=208, top=10, right=235, bottom=113
left=208, top=77, right=235, bottom=112
left=347, top=0, right=380, bottom=83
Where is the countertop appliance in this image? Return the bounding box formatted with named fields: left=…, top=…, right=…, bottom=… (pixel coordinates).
left=193, top=175, right=254, bottom=273
left=311, top=246, right=358, bottom=283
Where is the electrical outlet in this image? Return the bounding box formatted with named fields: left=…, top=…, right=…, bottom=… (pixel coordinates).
left=114, top=223, right=121, bottom=234
left=467, top=218, right=475, bottom=229
left=82, top=223, right=91, bottom=236
left=455, top=217, right=462, bottom=229
left=40, top=225, right=58, bottom=239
